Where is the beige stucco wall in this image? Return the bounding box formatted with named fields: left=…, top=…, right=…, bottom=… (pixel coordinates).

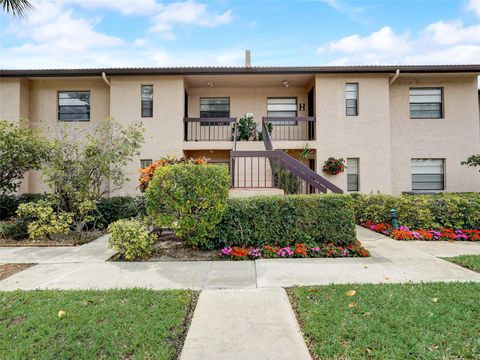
left=110, top=76, right=185, bottom=195
left=389, top=75, right=480, bottom=194
left=314, top=74, right=393, bottom=194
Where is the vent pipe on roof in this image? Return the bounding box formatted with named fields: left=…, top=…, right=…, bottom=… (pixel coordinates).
left=102, top=72, right=111, bottom=87
left=389, top=69, right=400, bottom=85
left=245, top=50, right=251, bottom=68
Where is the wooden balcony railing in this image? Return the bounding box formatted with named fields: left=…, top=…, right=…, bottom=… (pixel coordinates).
left=263, top=117, right=315, bottom=141
left=184, top=117, right=236, bottom=141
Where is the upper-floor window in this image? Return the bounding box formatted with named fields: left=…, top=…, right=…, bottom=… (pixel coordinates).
left=140, top=159, right=153, bottom=169
left=58, top=91, right=90, bottom=121
left=411, top=158, right=445, bottom=191
left=346, top=83, right=358, bottom=116
left=141, top=85, right=153, bottom=118
left=200, top=97, right=230, bottom=118
left=409, top=88, right=443, bottom=119
left=267, top=97, right=297, bottom=125
left=347, top=158, right=359, bottom=191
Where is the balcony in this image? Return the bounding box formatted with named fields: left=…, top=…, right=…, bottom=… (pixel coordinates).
left=184, top=116, right=315, bottom=142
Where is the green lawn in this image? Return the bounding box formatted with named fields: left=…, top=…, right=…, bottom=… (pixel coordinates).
left=0, top=289, right=196, bottom=359
left=445, top=255, right=480, bottom=273
left=291, top=283, right=480, bottom=360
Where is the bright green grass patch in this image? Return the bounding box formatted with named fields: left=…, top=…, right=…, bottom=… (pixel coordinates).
left=445, top=255, right=480, bottom=273
left=0, top=289, right=196, bottom=359
left=291, top=283, right=480, bottom=360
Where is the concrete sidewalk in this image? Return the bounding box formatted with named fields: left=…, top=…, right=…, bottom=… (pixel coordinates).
left=0, top=234, right=116, bottom=264
left=180, top=287, right=310, bottom=360
left=1, top=226, right=480, bottom=291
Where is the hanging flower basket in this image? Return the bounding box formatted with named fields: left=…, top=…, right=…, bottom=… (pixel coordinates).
left=322, top=157, right=345, bottom=175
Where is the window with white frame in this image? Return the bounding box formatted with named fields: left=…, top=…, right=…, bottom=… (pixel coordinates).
left=411, top=159, right=445, bottom=191
left=347, top=158, right=359, bottom=191
left=409, top=88, right=443, bottom=119
left=58, top=91, right=90, bottom=121
left=267, top=97, right=297, bottom=125
left=141, top=85, right=153, bottom=118
left=140, top=159, right=153, bottom=169
left=345, top=83, right=358, bottom=116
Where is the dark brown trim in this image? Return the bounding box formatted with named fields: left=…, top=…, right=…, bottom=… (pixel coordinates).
left=1, top=64, right=479, bottom=78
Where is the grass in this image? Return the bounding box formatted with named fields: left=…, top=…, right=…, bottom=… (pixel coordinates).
left=445, top=255, right=480, bottom=273
left=290, top=283, right=480, bottom=360
left=0, top=289, right=197, bottom=359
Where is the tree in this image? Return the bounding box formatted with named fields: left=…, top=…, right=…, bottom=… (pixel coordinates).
left=461, top=154, right=480, bottom=172
left=0, top=0, right=35, bottom=18
left=42, top=118, right=144, bottom=232
left=0, top=120, right=50, bottom=194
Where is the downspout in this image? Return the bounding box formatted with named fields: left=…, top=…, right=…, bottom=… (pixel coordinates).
left=390, top=69, right=400, bottom=84
left=102, top=72, right=110, bottom=87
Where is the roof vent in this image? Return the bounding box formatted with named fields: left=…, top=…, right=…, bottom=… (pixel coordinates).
left=245, top=50, right=251, bottom=68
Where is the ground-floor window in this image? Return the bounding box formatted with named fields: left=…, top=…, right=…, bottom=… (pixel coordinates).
left=347, top=158, right=359, bottom=191
left=140, top=159, right=153, bottom=169
left=411, top=158, right=445, bottom=191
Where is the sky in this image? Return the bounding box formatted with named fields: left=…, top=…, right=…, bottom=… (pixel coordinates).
left=0, top=0, right=479, bottom=69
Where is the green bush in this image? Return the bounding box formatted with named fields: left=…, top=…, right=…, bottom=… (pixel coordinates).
left=145, top=164, right=230, bottom=249
left=16, top=200, right=73, bottom=239
left=352, top=193, right=480, bottom=229
left=93, top=196, right=146, bottom=230
left=0, top=193, right=48, bottom=220
left=215, top=194, right=357, bottom=248
left=108, top=219, right=155, bottom=261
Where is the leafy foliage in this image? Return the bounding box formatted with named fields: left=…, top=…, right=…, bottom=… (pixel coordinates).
left=351, top=193, right=480, bottom=229
left=0, top=120, right=50, bottom=194
left=0, top=193, right=47, bottom=220
left=16, top=200, right=73, bottom=239
left=461, top=154, right=480, bottom=171
left=215, top=195, right=357, bottom=248
left=0, top=0, right=35, bottom=18
left=42, top=118, right=144, bottom=232
left=322, top=157, right=345, bottom=175
left=145, top=163, right=230, bottom=249
left=236, top=115, right=257, bottom=141
left=93, top=196, right=146, bottom=230
left=108, top=219, right=155, bottom=261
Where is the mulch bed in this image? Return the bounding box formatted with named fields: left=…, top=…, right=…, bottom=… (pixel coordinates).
left=0, top=263, right=36, bottom=280
left=0, top=230, right=105, bottom=247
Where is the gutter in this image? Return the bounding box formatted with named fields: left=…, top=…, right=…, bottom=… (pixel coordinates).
left=102, top=72, right=110, bottom=87
left=389, top=69, right=400, bottom=84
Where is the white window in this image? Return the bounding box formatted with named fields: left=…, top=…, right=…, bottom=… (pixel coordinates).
left=347, top=158, right=359, bottom=191
left=411, top=159, right=445, bottom=191
left=267, top=98, right=297, bottom=125
left=140, top=159, right=153, bottom=169
left=346, top=83, right=358, bottom=116
left=409, top=88, right=443, bottom=119
left=58, top=91, right=90, bottom=121
left=141, top=85, right=153, bottom=118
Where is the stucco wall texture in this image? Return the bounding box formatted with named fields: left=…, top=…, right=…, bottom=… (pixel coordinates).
left=0, top=72, right=479, bottom=195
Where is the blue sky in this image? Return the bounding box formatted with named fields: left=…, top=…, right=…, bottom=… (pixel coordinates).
left=1, top=0, right=479, bottom=68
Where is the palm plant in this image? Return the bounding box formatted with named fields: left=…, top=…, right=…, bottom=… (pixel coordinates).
left=1, top=0, right=35, bottom=18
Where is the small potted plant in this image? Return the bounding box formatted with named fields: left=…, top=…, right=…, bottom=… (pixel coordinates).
left=322, top=157, right=345, bottom=175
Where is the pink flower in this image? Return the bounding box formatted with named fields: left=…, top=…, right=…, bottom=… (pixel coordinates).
left=220, top=247, right=232, bottom=256
left=248, top=247, right=262, bottom=258
left=311, top=247, right=320, bottom=252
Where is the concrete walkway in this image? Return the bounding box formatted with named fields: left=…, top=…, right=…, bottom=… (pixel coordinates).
left=1, top=226, right=480, bottom=290
left=180, top=288, right=310, bottom=360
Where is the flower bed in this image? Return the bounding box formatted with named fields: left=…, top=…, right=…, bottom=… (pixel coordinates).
left=219, top=240, right=369, bottom=260
left=362, top=221, right=480, bottom=241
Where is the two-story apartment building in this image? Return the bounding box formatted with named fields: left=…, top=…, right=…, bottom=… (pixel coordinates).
left=1, top=63, right=479, bottom=195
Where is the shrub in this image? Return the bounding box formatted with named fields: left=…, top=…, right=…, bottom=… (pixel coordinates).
left=93, top=196, right=146, bottom=230
left=215, top=194, right=357, bottom=248
left=16, top=200, right=73, bottom=239
left=108, top=219, right=155, bottom=261
left=145, top=163, right=230, bottom=249
left=352, top=193, right=480, bottom=230
left=0, top=193, right=48, bottom=220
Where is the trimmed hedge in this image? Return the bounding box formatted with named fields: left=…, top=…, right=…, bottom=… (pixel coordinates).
left=215, top=194, right=357, bottom=248
left=351, top=193, right=480, bottom=229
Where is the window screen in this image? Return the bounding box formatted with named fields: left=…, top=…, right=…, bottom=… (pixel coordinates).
left=346, top=83, right=358, bottom=116
left=409, top=88, right=443, bottom=119
left=347, top=158, right=359, bottom=191
left=267, top=98, right=297, bottom=125
left=141, top=85, right=153, bottom=118
left=140, top=159, right=153, bottom=169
